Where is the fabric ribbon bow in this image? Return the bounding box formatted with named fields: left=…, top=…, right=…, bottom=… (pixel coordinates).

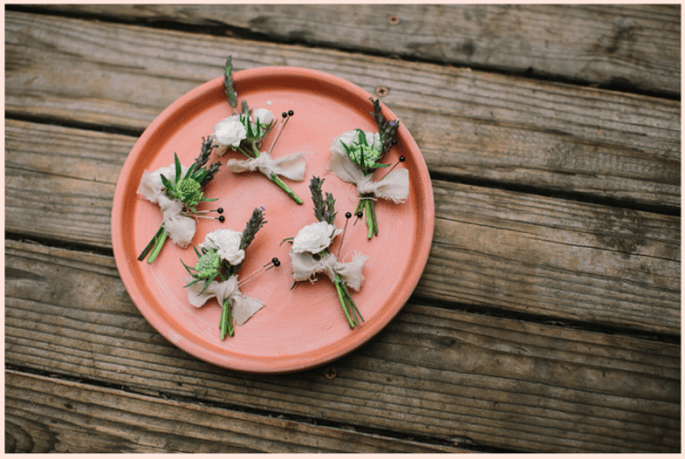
left=327, top=152, right=409, bottom=203
left=186, top=275, right=264, bottom=326
left=290, top=250, right=368, bottom=291
left=137, top=166, right=196, bottom=248
left=226, top=151, right=306, bottom=182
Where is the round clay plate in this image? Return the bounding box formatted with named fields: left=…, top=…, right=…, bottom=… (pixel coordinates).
left=112, top=67, right=434, bottom=373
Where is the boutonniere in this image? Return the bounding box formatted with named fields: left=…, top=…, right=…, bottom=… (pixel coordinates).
left=182, top=207, right=278, bottom=339
left=137, top=137, right=222, bottom=263
left=212, top=56, right=306, bottom=204
left=327, top=98, right=408, bottom=238
left=283, top=177, right=368, bottom=329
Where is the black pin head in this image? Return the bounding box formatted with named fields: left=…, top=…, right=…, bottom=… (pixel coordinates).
left=345, top=212, right=352, bottom=219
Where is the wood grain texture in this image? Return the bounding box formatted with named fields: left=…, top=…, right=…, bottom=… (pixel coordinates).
left=21, top=4, right=681, bottom=95
left=6, top=119, right=679, bottom=334
left=5, top=120, right=133, bottom=246
left=5, top=240, right=679, bottom=453
left=6, top=371, right=465, bottom=453
left=5, top=11, right=680, bottom=209
left=417, top=180, right=680, bottom=335
left=5, top=8, right=681, bottom=454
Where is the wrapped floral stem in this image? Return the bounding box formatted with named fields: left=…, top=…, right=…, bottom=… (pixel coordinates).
left=285, top=177, right=368, bottom=328
left=334, top=273, right=364, bottom=328
left=213, top=56, right=306, bottom=204
left=137, top=137, right=222, bottom=263
left=182, top=207, right=273, bottom=339
left=327, top=98, right=407, bottom=239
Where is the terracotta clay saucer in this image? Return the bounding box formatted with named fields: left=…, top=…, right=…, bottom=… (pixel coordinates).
left=111, top=67, right=434, bottom=373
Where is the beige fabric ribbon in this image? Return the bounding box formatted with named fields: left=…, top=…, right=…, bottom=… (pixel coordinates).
left=327, top=151, right=409, bottom=204
left=186, top=275, right=264, bottom=326
left=137, top=166, right=196, bottom=248
left=289, top=250, right=368, bottom=291
left=226, top=152, right=306, bottom=181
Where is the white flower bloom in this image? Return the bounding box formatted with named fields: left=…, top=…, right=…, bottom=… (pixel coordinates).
left=213, top=115, right=247, bottom=150
left=291, top=221, right=341, bottom=254
left=138, top=164, right=189, bottom=204
left=252, top=108, right=274, bottom=126
left=200, top=229, right=245, bottom=266
left=330, top=130, right=381, bottom=157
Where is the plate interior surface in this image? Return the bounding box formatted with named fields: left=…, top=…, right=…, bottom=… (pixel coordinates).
left=112, top=67, right=434, bottom=373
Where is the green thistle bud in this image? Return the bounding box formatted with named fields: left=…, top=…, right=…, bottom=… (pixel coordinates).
left=170, top=177, right=204, bottom=207
left=194, top=250, right=221, bottom=279
left=347, top=143, right=383, bottom=168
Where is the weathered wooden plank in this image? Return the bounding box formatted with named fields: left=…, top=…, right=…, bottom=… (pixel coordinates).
left=6, top=12, right=680, bottom=209
left=6, top=119, right=679, bottom=334
left=416, top=180, right=680, bottom=335
left=5, top=370, right=465, bottom=453
left=5, top=240, right=680, bottom=452
left=4, top=120, right=132, bottom=246
left=19, top=4, right=681, bottom=95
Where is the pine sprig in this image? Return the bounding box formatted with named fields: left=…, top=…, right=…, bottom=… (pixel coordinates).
left=370, top=97, right=400, bottom=153
left=309, top=177, right=336, bottom=225
left=224, top=56, right=238, bottom=109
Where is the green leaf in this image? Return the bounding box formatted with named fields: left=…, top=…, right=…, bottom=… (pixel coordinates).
left=198, top=275, right=217, bottom=295
left=180, top=258, right=197, bottom=276
left=183, top=277, right=203, bottom=288
left=174, top=153, right=182, bottom=183
left=357, top=129, right=367, bottom=146
left=192, top=172, right=207, bottom=185
left=159, top=173, right=172, bottom=191
left=341, top=140, right=352, bottom=155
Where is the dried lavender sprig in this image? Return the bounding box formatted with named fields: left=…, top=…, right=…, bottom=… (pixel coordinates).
left=224, top=56, right=238, bottom=109
left=200, top=161, right=221, bottom=188
left=194, top=136, right=222, bottom=187
left=240, top=207, right=266, bottom=251
left=309, top=177, right=336, bottom=225
left=194, top=136, right=216, bottom=170
left=370, top=97, right=400, bottom=154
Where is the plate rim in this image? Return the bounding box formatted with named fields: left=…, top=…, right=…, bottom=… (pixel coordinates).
left=111, top=66, right=435, bottom=373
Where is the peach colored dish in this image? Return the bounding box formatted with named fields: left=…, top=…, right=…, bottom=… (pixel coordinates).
left=111, top=67, right=434, bottom=373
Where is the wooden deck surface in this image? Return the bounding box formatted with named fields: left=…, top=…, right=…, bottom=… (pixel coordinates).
left=5, top=5, right=680, bottom=453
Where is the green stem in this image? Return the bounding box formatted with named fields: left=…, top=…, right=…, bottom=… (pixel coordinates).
left=138, top=226, right=162, bottom=261
left=364, top=200, right=375, bottom=239
left=335, top=274, right=364, bottom=328
left=220, top=298, right=234, bottom=339
left=356, top=195, right=379, bottom=239
left=355, top=199, right=364, bottom=215
left=369, top=199, right=378, bottom=237
left=138, top=225, right=168, bottom=263
left=334, top=275, right=355, bottom=328
left=341, top=280, right=364, bottom=325
left=270, top=173, right=303, bottom=204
